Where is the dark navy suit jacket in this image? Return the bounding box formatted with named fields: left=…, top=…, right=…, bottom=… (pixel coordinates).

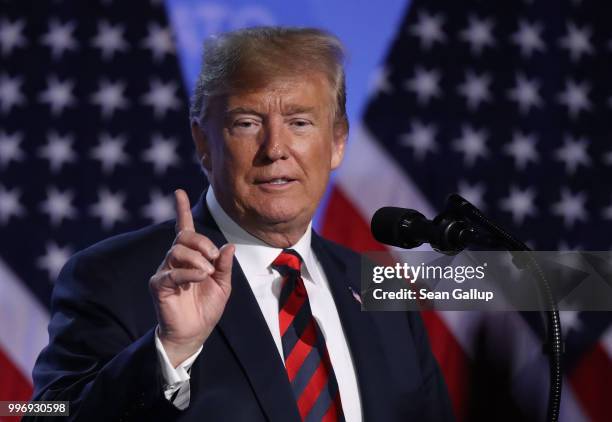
left=30, top=195, right=454, bottom=421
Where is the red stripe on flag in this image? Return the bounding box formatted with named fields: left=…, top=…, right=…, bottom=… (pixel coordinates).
left=0, top=345, right=32, bottom=422
left=0, top=345, right=32, bottom=400
left=321, top=186, right=386, bottom=253
left=568, top=342, right=612, bottom=422
left=421, top=311, right=470, bottom=422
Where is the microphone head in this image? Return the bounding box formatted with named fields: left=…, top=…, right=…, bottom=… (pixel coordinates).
left=371, top=207, right=426, bottom=248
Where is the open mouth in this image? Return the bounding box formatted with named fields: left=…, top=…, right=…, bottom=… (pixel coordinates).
left=255, top=177, right=297, bottom=188
left=256, top=177, right=295, bottom=184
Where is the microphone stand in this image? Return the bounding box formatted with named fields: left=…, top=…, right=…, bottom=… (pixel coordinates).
left=444, top=194, right=563, bottom=422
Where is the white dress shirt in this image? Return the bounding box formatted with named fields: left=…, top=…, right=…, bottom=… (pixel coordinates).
left=155, top=189, right=362, bottom=421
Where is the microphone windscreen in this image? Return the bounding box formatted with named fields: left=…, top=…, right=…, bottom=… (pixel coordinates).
left=370, top=207, right=408, bottom=247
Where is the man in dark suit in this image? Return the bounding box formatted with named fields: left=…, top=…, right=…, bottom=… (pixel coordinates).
left=30, top=27, right=454, bottom=421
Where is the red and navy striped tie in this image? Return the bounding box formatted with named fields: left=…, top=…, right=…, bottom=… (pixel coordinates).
left=272, top=249, right=345, bottom=422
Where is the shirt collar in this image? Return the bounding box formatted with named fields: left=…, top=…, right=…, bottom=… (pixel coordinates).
left=206, top=189, right=316, bottom=281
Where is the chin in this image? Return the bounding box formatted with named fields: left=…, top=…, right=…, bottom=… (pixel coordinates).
left=256, top=203, right=309, bottom=226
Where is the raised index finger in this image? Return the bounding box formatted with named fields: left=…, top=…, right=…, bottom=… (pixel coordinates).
left=174, top=189, right=195, bottom=233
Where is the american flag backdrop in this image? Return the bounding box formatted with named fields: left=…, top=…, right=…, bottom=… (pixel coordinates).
left=0, top=0, right=204, bottom=416
left=1, top=0, right=611, bottom=421
left=322, top=0, right=612, bottom=421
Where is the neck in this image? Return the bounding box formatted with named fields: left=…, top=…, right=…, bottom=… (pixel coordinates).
left=243, top=221, right=309, bottom=248
left=208, top=189, right=310, bottom=248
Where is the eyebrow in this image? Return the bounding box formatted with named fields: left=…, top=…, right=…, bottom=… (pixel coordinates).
left=225, top=107, right=263, bottom=117
left=225, top=105, right=316, bottom=117
left=281, top=105, right=316, bottom=115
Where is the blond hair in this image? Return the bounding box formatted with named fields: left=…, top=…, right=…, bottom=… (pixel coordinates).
left=190, top=27, right=347, bottom=127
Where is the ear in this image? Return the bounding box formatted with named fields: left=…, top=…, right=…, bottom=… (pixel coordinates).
left=330, top=119, right=348, bottom=170
left=191, top=120, right=211, bottom=172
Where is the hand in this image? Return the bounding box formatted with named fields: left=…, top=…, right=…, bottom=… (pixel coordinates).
left=149, top=189, right=235, bottom=367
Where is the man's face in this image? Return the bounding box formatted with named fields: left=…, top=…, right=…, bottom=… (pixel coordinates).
left=193, top=73, right=347, bottom=242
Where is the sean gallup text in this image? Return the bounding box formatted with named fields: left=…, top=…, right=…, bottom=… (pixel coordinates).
left=372, top=288, right=494, bottom=302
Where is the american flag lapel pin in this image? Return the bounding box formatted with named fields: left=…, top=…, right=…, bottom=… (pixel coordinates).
left=349, top=286, right=362, bottom=304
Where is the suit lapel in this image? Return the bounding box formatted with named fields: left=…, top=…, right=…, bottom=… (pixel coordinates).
left=192, top=196, right=301, bottom=422
left=312, top=232, right=396, bottom=421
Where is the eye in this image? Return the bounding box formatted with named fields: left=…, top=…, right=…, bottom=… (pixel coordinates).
left=291, top=119, right=312, bottom=128
left=230, top=118, right=261, bottom=134
left=233, top=120, right=257, bottom=128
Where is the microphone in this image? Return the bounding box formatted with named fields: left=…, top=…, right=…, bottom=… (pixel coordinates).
left=370, top=206, right=476, bottom=253
left=371, top=197, right=564, bottom=422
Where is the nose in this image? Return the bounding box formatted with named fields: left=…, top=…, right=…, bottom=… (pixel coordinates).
left=260, top=118, right=289, bottom=162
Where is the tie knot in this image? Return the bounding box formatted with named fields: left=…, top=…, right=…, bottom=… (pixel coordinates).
left=271, top=249, right=302, bottom=274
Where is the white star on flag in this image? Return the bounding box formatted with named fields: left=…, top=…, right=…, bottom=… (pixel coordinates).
left=511, top=19, right=546, bottom=57
left=0, top=0, right=214, bottom=396
left=558, top=79, right=591, bottom=119
left=503, top=131, right=539, bottom=170
left=0, top=17, right=27, bottom=56
left=38, top=131, right=77, bottom=173
left=452, top=125, right=489, bottom=166
left=40, top=187, right=78, bottom=226
left=141, top=22, right=175, bottom=62
left=408, top=10, right=446, bottom=50
left=499, top=185, right=538, bottom=224
left=457, top=180, right=487, bottom=210
left=142, top=134, right=180, bottom=174
left=37, top=242, right=73, bottom=282
left=551, top=188, right=588, bottom=228
left=0, top=72, right=26, bottom=113
left=559, top=311, right=582, bottom=336
left=91, top=20, right=129, bottom=60
left=0, top=184, right=25, bottom=224
left=460, top=15, right=496, bottom=55
left=555, top=136, right=591, bottom=175
left=141, top=78, right=181, bottom=118
left=90, top=188, right=129, bottom=229
left=369, top=66, right=393, bottom=95
left=0, top=130, right=24, bottom=169
left=90, top=133, right=130, bottom=174
left=142, top=190, right=174, bottom=223
left=458, top=70, right=492, bottom=110
left=404, top=66, right=441, bottom=105
left=90, top=79, right=130, bottom=118
left=559, top=22, right=594, bottom=62
left=38, top=75, right=77, bottom=115
left=507, top=73, right=543, bottom=114
left=400, top=120, right=438, bottom=160
left=40, top=19, right=78, bottom=59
